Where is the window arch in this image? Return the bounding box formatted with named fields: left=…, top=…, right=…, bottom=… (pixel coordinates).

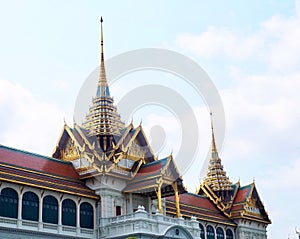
left=206, top=225, right=215, bottom=239
left=226, top=229, right=234, bottom=239
left=0, top=187, right=18, bottom=218
left=62, top=199, right=76, bottom=227
left=43, top=195, right=58, bottom=224
left=216, top=227, right=224, bottom=239
left=199, top=223, right=205, bottom=239
left=80, top=202, right=94, bottom=229
left=22, top=191, right=39, bottom=221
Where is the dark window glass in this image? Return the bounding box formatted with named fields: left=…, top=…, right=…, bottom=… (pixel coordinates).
left=116, top=206, right=121, bottom=216
left=0, top=188, right=18, bottom=218
left=42, top=195, right=58, bottom=224
left=22, top=192, right=39, bottom=221
left=226, top=229, right=234, bottom=239
left=217, top=227, right=224, bottom=239
left=80, top=202, right=94, bottom=229
left=62, top=199, right=76, bottom=227
left=199, top=223, right=205, bottom=239
left=206, top=225, right=215, bottom=239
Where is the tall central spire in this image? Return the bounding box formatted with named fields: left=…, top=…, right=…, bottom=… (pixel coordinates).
left=82, top=18, right=125, bottom=143
left=97, top=16, right=110, bottom=97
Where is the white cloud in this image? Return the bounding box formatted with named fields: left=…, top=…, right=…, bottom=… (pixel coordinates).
left=0, top=79, right=65, bottom=156
left=177, top=12, right=300, bottom=73
left=176, top=27, right=264, bottom=60
left=262, top=15, right=300, bottom=72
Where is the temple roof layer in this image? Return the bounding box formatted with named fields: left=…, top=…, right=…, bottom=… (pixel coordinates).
left=230, top=182, right=271, bottom=224
left=166, top=193, right=235, bottom=226
left=202, top=114, right=232, bottom=192
left=123, top=155, right=186, bottom=197
left=0, top=144, right=98, bottom=199
left=81, top=17, right=124, bottom=137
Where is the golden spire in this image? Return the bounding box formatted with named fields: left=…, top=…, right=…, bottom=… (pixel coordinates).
left=82, top=18, right=125, bottom=139
left=203, top=112, right=232, bottom=194
left=210, top=112, right=217, bottom=156
left=97, top=16, right=110, bottom=97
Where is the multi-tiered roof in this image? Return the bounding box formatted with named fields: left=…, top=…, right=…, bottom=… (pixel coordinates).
left=203, top=113, right=232, bottom=194
left=82, top=17, right=124, bottom=138
left=52, top=18, right=186, bottom=210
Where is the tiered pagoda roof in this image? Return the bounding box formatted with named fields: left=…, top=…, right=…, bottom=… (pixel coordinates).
left=82, top=17, right=124, bottom=137
left=51, top=18, right=185, bottom=202
left=202, top=113, right=232, bottom=192
left=166, top=193, right=235, bottom=226
left=123, top=155, right=186, bottom=198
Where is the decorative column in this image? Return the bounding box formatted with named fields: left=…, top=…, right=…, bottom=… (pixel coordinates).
left=172, top=182, right=181, bottom=218
left=39, top=195, right=43, bottom=230
left=58, top=198, right=62, bottom=233
left=129, top=193, right=133, bottom=213
left=17, top=193, right=22, bottom=227
left=156, top=183, right=162, bottom=214
left=76, top=202, right=80, bottom=234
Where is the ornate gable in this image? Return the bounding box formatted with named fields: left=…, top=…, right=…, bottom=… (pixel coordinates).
left=60, top=138, right=80, bottom=161
left=230, top=182, right=271, bottom=224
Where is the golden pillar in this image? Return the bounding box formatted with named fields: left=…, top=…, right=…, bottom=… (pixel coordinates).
left=156, top=184, right=162, bottom=214
left=172, top=182, right=181, bottom=218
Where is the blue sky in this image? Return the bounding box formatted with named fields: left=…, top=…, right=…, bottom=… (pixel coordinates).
left=0, top=1, right=300, bottom=238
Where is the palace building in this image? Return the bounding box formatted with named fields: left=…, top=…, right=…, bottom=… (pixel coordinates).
left=0, top=18, right=271, bottom=239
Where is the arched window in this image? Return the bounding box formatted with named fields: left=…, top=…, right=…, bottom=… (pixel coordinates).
left=22, top=192, right=39, bottom=221
left=199, top=223, right=205, bottom=239
left=206, top=225, right=215, bottom=239
left=0, top=188, right=18, bottom=218
left=226, top=229, right=234, bottom=239
left=43, top=195, right=58, bottom=224
left=62, top=199, right=76, bottom=227
left=80, top=202, right=94, bottom=229
left=216, top=227, right=224, bottom=239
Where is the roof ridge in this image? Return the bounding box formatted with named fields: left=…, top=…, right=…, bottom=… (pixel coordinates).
left=185, top=192, right=209, bottom=199
left=239, top=183, right=253, bottom=189
left=141, top=156, right=169, bottom=167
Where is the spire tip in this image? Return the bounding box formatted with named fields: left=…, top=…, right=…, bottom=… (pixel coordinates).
left=100, top=16, right=103, bottom=23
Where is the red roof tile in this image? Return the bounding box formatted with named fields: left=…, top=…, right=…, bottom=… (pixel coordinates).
left=0, top=145, right=79, bottom=179
left=234, top=187, right=250, bottom=203
left=166, top=193, right=235, bottom=225
left=0, top=145, right=98, bottom=199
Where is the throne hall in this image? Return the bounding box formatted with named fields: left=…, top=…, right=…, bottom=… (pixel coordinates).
left=0, top=18, right=271, bottom=239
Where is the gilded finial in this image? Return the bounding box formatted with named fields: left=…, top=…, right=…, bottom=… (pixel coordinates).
left=210, top=112, right=217, bottom=153
left=96, top=16, right=110, bottom=97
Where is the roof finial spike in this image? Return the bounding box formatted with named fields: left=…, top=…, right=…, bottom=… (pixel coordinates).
left=210, top=111, right=217, bottom=153
left=96, top=16, right=110, bottom=97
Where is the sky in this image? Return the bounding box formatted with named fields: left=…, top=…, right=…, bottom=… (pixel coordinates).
left=0, top=0, right=300, bottom=238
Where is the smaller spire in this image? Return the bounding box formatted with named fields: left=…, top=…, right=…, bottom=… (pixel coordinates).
left=210, top=112, right=217, bottom=154
left=203, top=111, right=232, bottom=194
